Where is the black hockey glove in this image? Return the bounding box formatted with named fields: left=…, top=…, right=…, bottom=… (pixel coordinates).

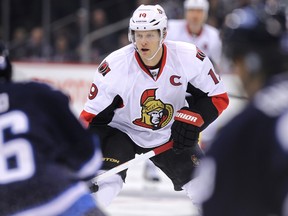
left=171, top=107, right=204, bottom=154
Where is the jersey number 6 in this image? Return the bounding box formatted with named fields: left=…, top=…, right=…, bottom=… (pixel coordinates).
left=0, top=111, right=35, bottom=184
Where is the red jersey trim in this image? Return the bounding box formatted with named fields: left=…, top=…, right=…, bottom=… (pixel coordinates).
left=212, top=92, right=229, bottom=115
left=134, top=44, right=167, bottom=81
left=79, top=110, right=96, bottom=128
left=159, top=44, right=167, bottom=79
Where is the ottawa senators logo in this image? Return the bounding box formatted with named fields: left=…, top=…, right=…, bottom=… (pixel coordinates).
left=98, top=60, right=111, bottom=76
left=133, top=89, right=173, bottom=130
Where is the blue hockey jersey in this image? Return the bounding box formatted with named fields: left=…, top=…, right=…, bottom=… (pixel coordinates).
left=197, top=73, right=288, bottom=216
left=0, top=81, right=102, bottom=216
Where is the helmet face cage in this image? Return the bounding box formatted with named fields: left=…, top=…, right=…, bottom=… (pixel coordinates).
left=128, top=4, right=168, bottom=46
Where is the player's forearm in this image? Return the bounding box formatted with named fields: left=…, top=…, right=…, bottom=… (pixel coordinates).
left=186, top=93, right=229, bottom=131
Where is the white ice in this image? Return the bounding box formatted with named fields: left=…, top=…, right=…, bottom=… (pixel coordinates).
left=97, top=159, right=200, bottom=216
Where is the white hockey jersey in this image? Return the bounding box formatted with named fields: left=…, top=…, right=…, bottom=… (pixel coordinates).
left=81, top=41, right=228, bottom=148
left=166, top=19, right=222, bottom=66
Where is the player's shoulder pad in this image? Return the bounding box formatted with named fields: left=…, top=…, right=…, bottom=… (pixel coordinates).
left=167, top=19, right=185, bottom=28
left=23, top=81, right=69, bottom=104
left=166, top=40, right=202, bottom=60
left=97, top=44, right=134, bottom=78
left=255, top=77, right=288, bottom=117
left=165, top=40, right=197, bottom=51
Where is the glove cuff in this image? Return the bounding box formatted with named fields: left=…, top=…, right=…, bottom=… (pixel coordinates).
left=174, top=109, right=204, bottom=127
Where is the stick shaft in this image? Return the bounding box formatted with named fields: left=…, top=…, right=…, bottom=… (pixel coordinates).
left=92, top=140, right=173, bottom=183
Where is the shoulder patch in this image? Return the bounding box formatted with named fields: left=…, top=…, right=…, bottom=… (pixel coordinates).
left=196, top=47, right=206, bottom=61
left=98, top=60, right=111, bottom=76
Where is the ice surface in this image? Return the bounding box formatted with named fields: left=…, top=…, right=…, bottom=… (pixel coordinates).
left=98, top=159, right=200, bottom=216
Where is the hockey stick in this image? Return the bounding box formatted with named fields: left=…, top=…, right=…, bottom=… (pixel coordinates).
left=228, top=93, right=248, bottom=100
left=91, top=140, right=173, bottom=184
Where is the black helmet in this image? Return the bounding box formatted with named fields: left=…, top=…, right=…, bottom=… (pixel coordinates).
left=0, top=42, right=12, bottom=82
left=222, top=4, right=286, bottom=77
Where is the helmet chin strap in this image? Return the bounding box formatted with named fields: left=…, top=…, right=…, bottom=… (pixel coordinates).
left=134, top=40, right=163, bottom=62
left=145, top=43, right=163, bottom=61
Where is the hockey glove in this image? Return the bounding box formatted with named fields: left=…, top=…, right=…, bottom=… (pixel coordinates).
left=171, top=107, right=204, bottom=154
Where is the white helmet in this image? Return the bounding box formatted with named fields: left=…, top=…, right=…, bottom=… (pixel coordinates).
left=184, top=0, right=209, bottom=13
left=128, top=4, right=168, bottom=44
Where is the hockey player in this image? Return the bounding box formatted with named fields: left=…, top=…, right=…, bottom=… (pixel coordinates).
left=166, top=0, right=222, bottom=67
left=193, top=4, right=288, bottom=216
left=80, top=4, right=229, bottom=208
left=0, top=42, right=106, bottom=216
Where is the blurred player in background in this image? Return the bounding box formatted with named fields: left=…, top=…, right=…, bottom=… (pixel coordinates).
left=0, top=42, right=105, bottom=216
left=80, top=4, right=229, bottom=210
left=193, top=3, right=288, bottom=215
left=166, top=0, right=222, bottom=66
